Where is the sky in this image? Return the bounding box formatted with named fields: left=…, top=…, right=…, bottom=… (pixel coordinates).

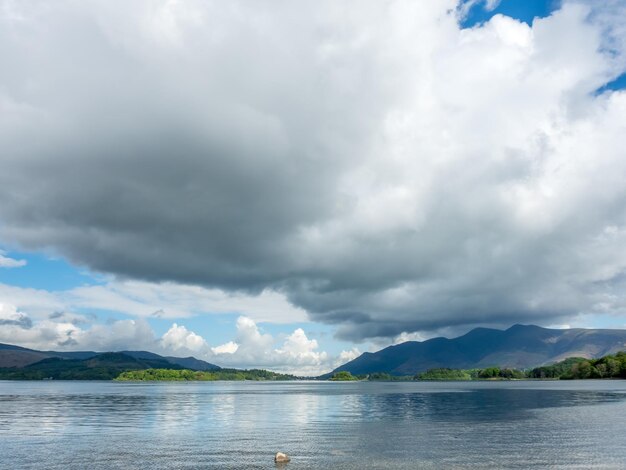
left=1, top=0, right=626, bottom=375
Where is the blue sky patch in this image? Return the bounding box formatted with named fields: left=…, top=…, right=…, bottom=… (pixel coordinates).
left=0, top=248, right=101, bottom=291
left=460, top=0, right=561, bottom=28
left=595, top=72, right=626, bottom=94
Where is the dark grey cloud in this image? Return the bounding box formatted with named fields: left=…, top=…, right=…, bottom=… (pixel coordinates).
left=57, top=334, right=78, bottom=348
left=1, top=1, right=626, bottom=341
left=0, top=314, right=32, bottom=329
left=49, top=311, right=95, bottom=325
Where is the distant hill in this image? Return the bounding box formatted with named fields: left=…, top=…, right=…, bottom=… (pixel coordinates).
left=120, top=351, right=220, bottom=371
left=0, top=343, right=51, bottom=368
left=0, top=352, right=189, bottom=380
left=0, top=343, right=220, bottom=379
left=329, top=324, right=626, bottom=376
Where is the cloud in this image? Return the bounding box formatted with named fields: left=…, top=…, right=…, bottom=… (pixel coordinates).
left=0, top=280, right=306, bottom=324
left=211, top=341, right=238, bottom=355
left=335, top=348, right=361, bottom=367
left=0, top=303, right=32, bottom=328
left=275, top=327, right=329, bottom=367
left=458, top=0, right=502, bottom=20
left=0, top=301, right=163, bottom=351
left=48, top=311, right=95, bottom=326
left=0, top=304, right=80, bottom=349
left=0, top=306, right=338, bottom=374
left=160, top=323, right=209, bottom=353
left=74, top=318, right=157, bottom=351
left=0, top=251, right=26, bottom=268
left=209, top=316, right=330, bottom=374
left=0, top=1, right=626, bottom=341
left=392, top=331, right=427, bottom=345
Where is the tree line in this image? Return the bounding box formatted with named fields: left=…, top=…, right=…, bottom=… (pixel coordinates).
left=528, top=351, right=626, bottom=379
left=328, top=351, right=626, bottom=381
left=115, top=368, right=297, bottom=381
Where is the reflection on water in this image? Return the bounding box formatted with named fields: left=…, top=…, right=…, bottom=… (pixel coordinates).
left=1, top=380, right=625, bottom=469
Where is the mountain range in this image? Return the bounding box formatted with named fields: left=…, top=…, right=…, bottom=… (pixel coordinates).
left=3, top=324, right=626, bottom=379
left=330, top=324, right=626, bottom=376
left=0, top=343, right=220, bottom=379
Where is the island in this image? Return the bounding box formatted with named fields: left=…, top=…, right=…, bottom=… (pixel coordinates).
left=115, top=368, right=296, bottom=381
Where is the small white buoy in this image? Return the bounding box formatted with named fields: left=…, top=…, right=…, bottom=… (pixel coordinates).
left=274, top=452, right=291, bottom=463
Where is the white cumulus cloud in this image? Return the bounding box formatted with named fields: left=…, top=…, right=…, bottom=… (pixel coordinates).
left=205, top=316, right=333, bottom=374
left=0, top=251, right=26, bottom=268
left=211, top=341, right=238, bottom=355
left=160, top=323, right=209, bottom=353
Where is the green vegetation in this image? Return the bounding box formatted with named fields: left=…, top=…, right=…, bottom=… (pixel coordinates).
left=473, top=367, right=526, bottom=379
left=0, top=353, right=295, bottom=381
left=416, top=367, right=526, bottom=381
left=115, top=368, right=296, bottom=381
left=527, top=357, right=587, bottom=379
left=528, top=351, right=626, bottom=379
left=325, top=371, right=413, bottom=381
left=0, top=354, right=186, bottom=380
left=329, top=371, right=360, bottom=381
left=3, top=349, right=625, bottom=382
left=417, top=368, right=472, bottom=380
left=412, top=352, right=626, bottom=381
left=366, top=372, right=414, bottom=381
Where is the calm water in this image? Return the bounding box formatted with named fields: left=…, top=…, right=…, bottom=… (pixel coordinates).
left=1, top=380, right=626, bottom=469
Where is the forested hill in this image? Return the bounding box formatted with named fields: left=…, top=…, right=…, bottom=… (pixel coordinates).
left=0, top=342, right=220, bottom=380
left=330, top=324, right=626, bottom=376
left=0, top=352, right=183, bottom=380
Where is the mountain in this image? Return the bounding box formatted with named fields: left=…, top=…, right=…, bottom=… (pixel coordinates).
left=0, top=352, right=190, bottom=380
left=120, top=350, right=220, bottom=371
left=0, top=343, right=51, bottom=368
left=0, top=343, right=220, bottom=377
left=330, top=324, right=626, bottom=376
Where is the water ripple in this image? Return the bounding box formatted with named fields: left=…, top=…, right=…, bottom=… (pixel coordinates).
left=1, top=380, right=625, bottom=469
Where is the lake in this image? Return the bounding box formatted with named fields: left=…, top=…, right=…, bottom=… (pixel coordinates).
left=1, top=380, right=625, bottom=469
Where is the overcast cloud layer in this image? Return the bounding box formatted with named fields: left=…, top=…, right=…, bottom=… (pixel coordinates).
left=2, top=1, right=626, bottom=341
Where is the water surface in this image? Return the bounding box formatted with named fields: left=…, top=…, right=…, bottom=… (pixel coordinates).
left=1, top=380, right=625, bottom=469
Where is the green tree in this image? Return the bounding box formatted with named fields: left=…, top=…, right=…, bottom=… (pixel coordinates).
left=330, top=371, right=359, bottom=381
left=417, top=368, right=471, bottom=380
left=478, top=367, right=500, bottom=379
left=605, top=358, right=620, bottom=377
left=571, top=361, right=594, bottom=379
